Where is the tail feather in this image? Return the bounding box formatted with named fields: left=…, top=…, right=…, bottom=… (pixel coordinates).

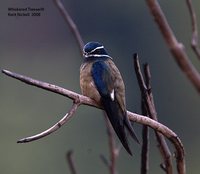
left=102, top=97, right=136, bottom=155
left=124, top=115, right=140, bottom=144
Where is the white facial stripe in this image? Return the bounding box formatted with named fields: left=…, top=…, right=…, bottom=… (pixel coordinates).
left=84, top=54, right=112, bottom=59
left=88, top=46, right=104, bottom=54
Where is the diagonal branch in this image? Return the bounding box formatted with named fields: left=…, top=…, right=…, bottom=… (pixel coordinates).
left=186, top=0, right=200, bottom=60
left=53, top=0, right=84, bottom=55
left=146, top=0, right=200, bottom=93
left=2, top=69, right=97, bottom=108
left=2, top=69, right=185, bottom=174
left=134, top=55, right=173, bottom=174
left=17, top=102, right=80, bottom=143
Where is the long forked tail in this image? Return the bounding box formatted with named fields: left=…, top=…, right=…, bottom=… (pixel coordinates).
left=102, top=97, right=139, bottom=155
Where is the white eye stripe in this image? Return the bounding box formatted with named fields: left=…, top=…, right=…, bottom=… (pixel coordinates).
left=84, top=46, right=104, bottom=55
left=89, top=46, right=104, bottom=54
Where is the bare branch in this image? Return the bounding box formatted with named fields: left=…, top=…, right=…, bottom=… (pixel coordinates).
left=104, top=115, right=118, bottom=174
left=133, top=53, right=150, bottom=174
left=2, top=69, right=98, bottom=108
left=145, top=65, right=173, bottom=173
left=17, top=102, right=79, bottom=143
left=1, top=69, right=179, bottom=139
left=140, top=101, right=149, bottom=174
left=146, top=0, right=200, bottom=93
left=129, top=112, right=185, bottom=174
left=2, top=69, right=185, bottom=174
left=134, top=55, right=173, bottom=174
left=144, top=64, right=173, bottom=174
left=186, top=0, right=200, bottom=60
left=53, top=0, right=84, bottom=55
left=66, top=150, right=78, bottom=174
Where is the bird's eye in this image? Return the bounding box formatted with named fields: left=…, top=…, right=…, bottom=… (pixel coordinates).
left=83, top=51, right=88, bottom=57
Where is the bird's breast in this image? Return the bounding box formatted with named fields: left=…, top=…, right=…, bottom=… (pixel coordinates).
left=80, top=62, right=101, bottom=104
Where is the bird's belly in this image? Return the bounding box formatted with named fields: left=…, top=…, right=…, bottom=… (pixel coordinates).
left=82, top=81, right=101, bottom=103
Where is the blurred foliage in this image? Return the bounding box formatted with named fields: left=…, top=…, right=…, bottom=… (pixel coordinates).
left=0, top=0, right=200, bottom=174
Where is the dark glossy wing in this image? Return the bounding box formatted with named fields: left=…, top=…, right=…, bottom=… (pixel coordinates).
left=91, top=60, right=133, bottom=155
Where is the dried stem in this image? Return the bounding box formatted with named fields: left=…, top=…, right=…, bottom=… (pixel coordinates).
left=186, top=0, right=200, bottom=60
left=2, top=69, right=185, bottom=174
left=105, top=115, right=117, bottom=174
left=66, top=150, right=77, bottom=174
left=17, top=102, right=79, bottom=143
left=134, top=55, right=173, bottom=174
left=53, top=0, right=84, bottom=55
left=140, top=101, right=149, bottom=174
left=136, top=56, right=173, bottom=173
left=133, top=53, right=150, bottom=174
left=146, top=0, right=200, bottom=93
left=144, top=63, right=173, bottom=174
left=104, top=114, right=119, bottom=174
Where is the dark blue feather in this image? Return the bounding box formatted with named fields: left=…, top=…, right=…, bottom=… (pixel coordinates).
left=91, top=61, right=113, bottom=96
left=91, top=61, right=133, bottom=155
left=84, top=42, right=102, bottom=53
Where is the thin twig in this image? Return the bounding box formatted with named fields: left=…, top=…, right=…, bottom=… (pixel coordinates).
left=140, top=101, right=149, bottom=174
left=2, top=69, right=185, bottom=174
left=66, top=150, right=77, bottom=174
left=104, top=114, right=119, bottom=174
left=143, top=64, right=155, bottom=109
left=133, top=53, right=150, bottom=174
left=186, top=0, right=200, bottom=60
left=100, top=154, right=110, bottom=168
left=134, top=55, right=173, bottom=174
left=100, top=114, right=121, bottom=174
left=17, top=102, right=79, bottom=143
left=146, top=0, right=200, bottom=93
left=144, top=64, right=173, bottom=173
left=53, top=0, right=84, bottom=55
left=105, top=115, right=117, bottom=174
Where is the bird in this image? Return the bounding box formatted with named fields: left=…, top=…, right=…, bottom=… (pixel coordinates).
left=80, top=41, right=139, bottom=155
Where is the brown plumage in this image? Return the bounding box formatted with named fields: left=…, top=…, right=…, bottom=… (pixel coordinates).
left=80, top=42, right=139, bottom=155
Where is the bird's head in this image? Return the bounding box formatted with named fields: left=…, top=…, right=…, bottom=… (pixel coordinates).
left=83, top=42, right=112, bottom=60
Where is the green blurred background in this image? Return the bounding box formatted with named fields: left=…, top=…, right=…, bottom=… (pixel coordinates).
left=1, top=0, right=200, bottom=173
